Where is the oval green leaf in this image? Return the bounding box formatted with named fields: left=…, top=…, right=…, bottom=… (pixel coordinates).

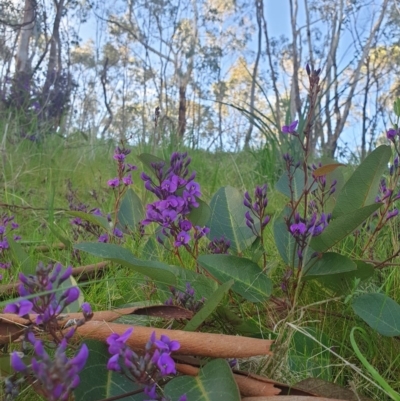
left=117, top=188, right=144, bottom=233
left=352, top=293, right=400, bottom=337
left=75, top=340, right=146, bottom=401
left=184, top=280, right=234, bottom=332
left=304, top=252, right=357, bottom=278
left=310, top=203, right=381, bottom=252
left=164, top=359, right=240, bottom=401
left=198, top=254, right=272, bottom=303
left=207, top=186, right=256, bottom=254
left=74, top=242, right=176, bottom=285
left=312, top=260, right=374, bottom=293
left=333, top=145, right=391, bottom=218
left=187, top=198, right=211, bottom=227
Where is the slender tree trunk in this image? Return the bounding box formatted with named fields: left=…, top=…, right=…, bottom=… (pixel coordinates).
left=261, top=0, right=281, bottom=129
left=15, top=0, right=36, bottom=75
left=361, top=57, right=371, bottom=160
left=12, top=0, right=36, bottom=107
left=178, top=85, right=187, bottom=139
left=327, top=0, right=389, bottom=157
left=289, top=0, right=302, bottom=120
left=43, top=0, right=65, bottom=94
left=244, top=0, right=262, bottom=149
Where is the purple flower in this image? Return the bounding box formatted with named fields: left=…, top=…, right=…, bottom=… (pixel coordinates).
left=290, top=223, right=307, bottom=236
left=11, top=352, right=27, bottom=372
left=174, top=231, right=190, bottom=247
left=387, top=209, right=399, bottom=220
left=98, top=233, right=109, bottom=243
left=81, top=302, right=92, bottom=318
left=161, top=175, right=179, bottom=193
left=107, top=178, right=120, bottom=188
left=208, top=236, right=231, bottom=254
left=122, top=174, right=133, bottom=185
left=179, top=219, right=192, bottom=232
left=194, top=226, right=210, bottom=240
left=61, top=287, right=80, bottom=305
left=4, top=299, right=33, bottom=316
left=12, top=333, right=88, bottom=401
left=144, top=384, right=157, bottom=399
left=113, top=153, right=126, bottom=162
left=113, top=227, right=124, bottom=238
left=386, top=128, right=397, bottom=142
left=154, top=335, right=181, bottom=352
left=282, top=120, right=299, bottom=134
left=156, top=352, right=176, bottom=375
left=107, top=328, right=133, bottom=355
left=185, top=181, right=201, bottom=197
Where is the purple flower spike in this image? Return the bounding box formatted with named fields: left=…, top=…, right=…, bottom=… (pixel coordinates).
left=282, top=120, right=299, bottom=134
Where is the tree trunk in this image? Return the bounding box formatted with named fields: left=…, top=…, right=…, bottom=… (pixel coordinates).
left=12, top=0, right=36, bottom=107
left=178, top=85, right=187, bottom=139
left=15, top=0, right=36, bottom=75
left=244, top=0, right=262, bottom=149
left=43, top=0, right=65, bottom=94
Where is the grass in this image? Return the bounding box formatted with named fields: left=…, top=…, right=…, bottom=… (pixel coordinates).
left=1, top=129, right=400, bottom=401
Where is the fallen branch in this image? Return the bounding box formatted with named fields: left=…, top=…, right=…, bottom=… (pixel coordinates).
left=75, top=321, right=273, bottom=358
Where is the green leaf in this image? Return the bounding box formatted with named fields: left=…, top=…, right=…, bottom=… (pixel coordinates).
left=198, top=255, right=272, bottom=303
left=216, top=306, right=268, bottom=338
left=0, top=355, right=13, bottom=377
left=352, top=293, right=400, bottom=337
left=184, top=280, right=234, bottom=331
left=275, top=169, right=316, bottom=200
left=207, top=186, right=256, bottom=253
left=333, top=145, right=391, bottom=218
left=313, top=260, right=374, bottom=293
left=165, top=265, right=218, bottom=300
left=187, top=198, right=211, bottom=227
left=8, top=237, right=35, bottom=274
left=67, top=211, right=109, bottom=231
left=310, top=203, right=381, bottom=252
left=74, top=242, right=176, bottom=285
left=117, top=188, right=144, bottom=233
left=304, top=252, right=357, bottom=278
left=48, top=223, right=72, bottom=249
left=273, top=207, right=297, bottom=266
left=164, top=359, right=241, bottom=401
left=138, top=153, right=166, bottom=172
left=74, top=340, right=146, bottom=401
left=289, top=328, right=331, bottom=381
left=394, top=98, right=400, bottom=117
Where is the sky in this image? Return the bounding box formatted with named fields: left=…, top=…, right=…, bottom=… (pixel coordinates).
left=75, top=0, right=387, bottom=155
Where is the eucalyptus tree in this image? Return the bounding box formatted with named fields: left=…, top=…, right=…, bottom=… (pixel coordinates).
left=260, top=0, right=392, bottom=158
